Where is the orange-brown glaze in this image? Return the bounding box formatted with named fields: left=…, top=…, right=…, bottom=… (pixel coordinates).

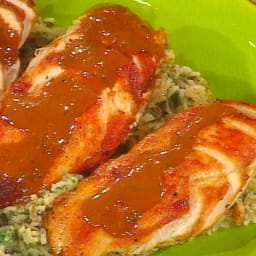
left=0, top=0, right=25, bottom=67
left=45, top=101, right=256, bottom=255
left=79, top=5, right=164, bottom=61
left=0, top=4, right=165, bottom=207
left=48, top=40, right=129, bottom=87
left=0, top=73, right=97, bottom=206
left=82, top=102, right=237, bottom=238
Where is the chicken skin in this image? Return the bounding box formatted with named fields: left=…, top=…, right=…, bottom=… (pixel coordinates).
left=0, top=4, right=165, bottom=207
left=0, top=0, right=36, bottom=94
left=45, top=100, right=256, bottom=256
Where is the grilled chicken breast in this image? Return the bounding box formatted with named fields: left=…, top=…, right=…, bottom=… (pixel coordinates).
left=0, top=4, right=165, bottom=207
left=45, top=100, right=256, bottom=256
left=0, top=0, right=36, bottom=94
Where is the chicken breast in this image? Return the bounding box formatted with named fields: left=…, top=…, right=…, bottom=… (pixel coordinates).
left=45, top=100, right=256, bottom=256
left=0, top=0, right=36, bottom=94
left=0, top=4, right=165, bottom=207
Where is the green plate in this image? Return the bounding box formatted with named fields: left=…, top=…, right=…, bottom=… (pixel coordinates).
left=34, top=0, right=256, bottom=255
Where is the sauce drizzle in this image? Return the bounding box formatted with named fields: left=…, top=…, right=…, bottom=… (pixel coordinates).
left=0, top=4, right=164, bottom=207
left=82, top=102, right=237, bottom=238
left=0, top=0, right=25, bottom=68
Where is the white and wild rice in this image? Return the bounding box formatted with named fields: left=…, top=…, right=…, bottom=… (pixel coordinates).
left=0, top=19, right=255, bottom=256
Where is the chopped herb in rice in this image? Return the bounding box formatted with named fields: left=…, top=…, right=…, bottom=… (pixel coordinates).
left=1, top=15, right=256, bottom=256
left=0, top=48, right=213, bottom=255
left=0, top=174, right=82, bottom=256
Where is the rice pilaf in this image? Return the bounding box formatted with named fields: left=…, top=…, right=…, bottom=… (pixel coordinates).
left=0, top=18, right=256, bottom=256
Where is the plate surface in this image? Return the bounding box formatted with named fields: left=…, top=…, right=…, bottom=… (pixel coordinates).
left=34, top=0, right=256, bottom=255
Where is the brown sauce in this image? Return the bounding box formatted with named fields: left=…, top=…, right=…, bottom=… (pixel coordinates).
left=79, top=4, right=164, bottom=60
left=0, top=4, right=164, bottom=207
left=82, top=102, right=237, bottom=238
left=0, top=0, right=26, bottom=68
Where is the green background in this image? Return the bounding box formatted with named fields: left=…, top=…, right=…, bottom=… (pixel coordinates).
left=34, top=0, right=256, bottom=255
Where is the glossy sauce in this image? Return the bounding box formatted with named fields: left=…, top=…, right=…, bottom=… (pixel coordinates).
left=82, top=102, right=237, bottom=238
left=0, top=0, right=25, bottom=67
left=0, top=5, right=164, bottom=207
left=79, top=5, right=164, bottom=60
